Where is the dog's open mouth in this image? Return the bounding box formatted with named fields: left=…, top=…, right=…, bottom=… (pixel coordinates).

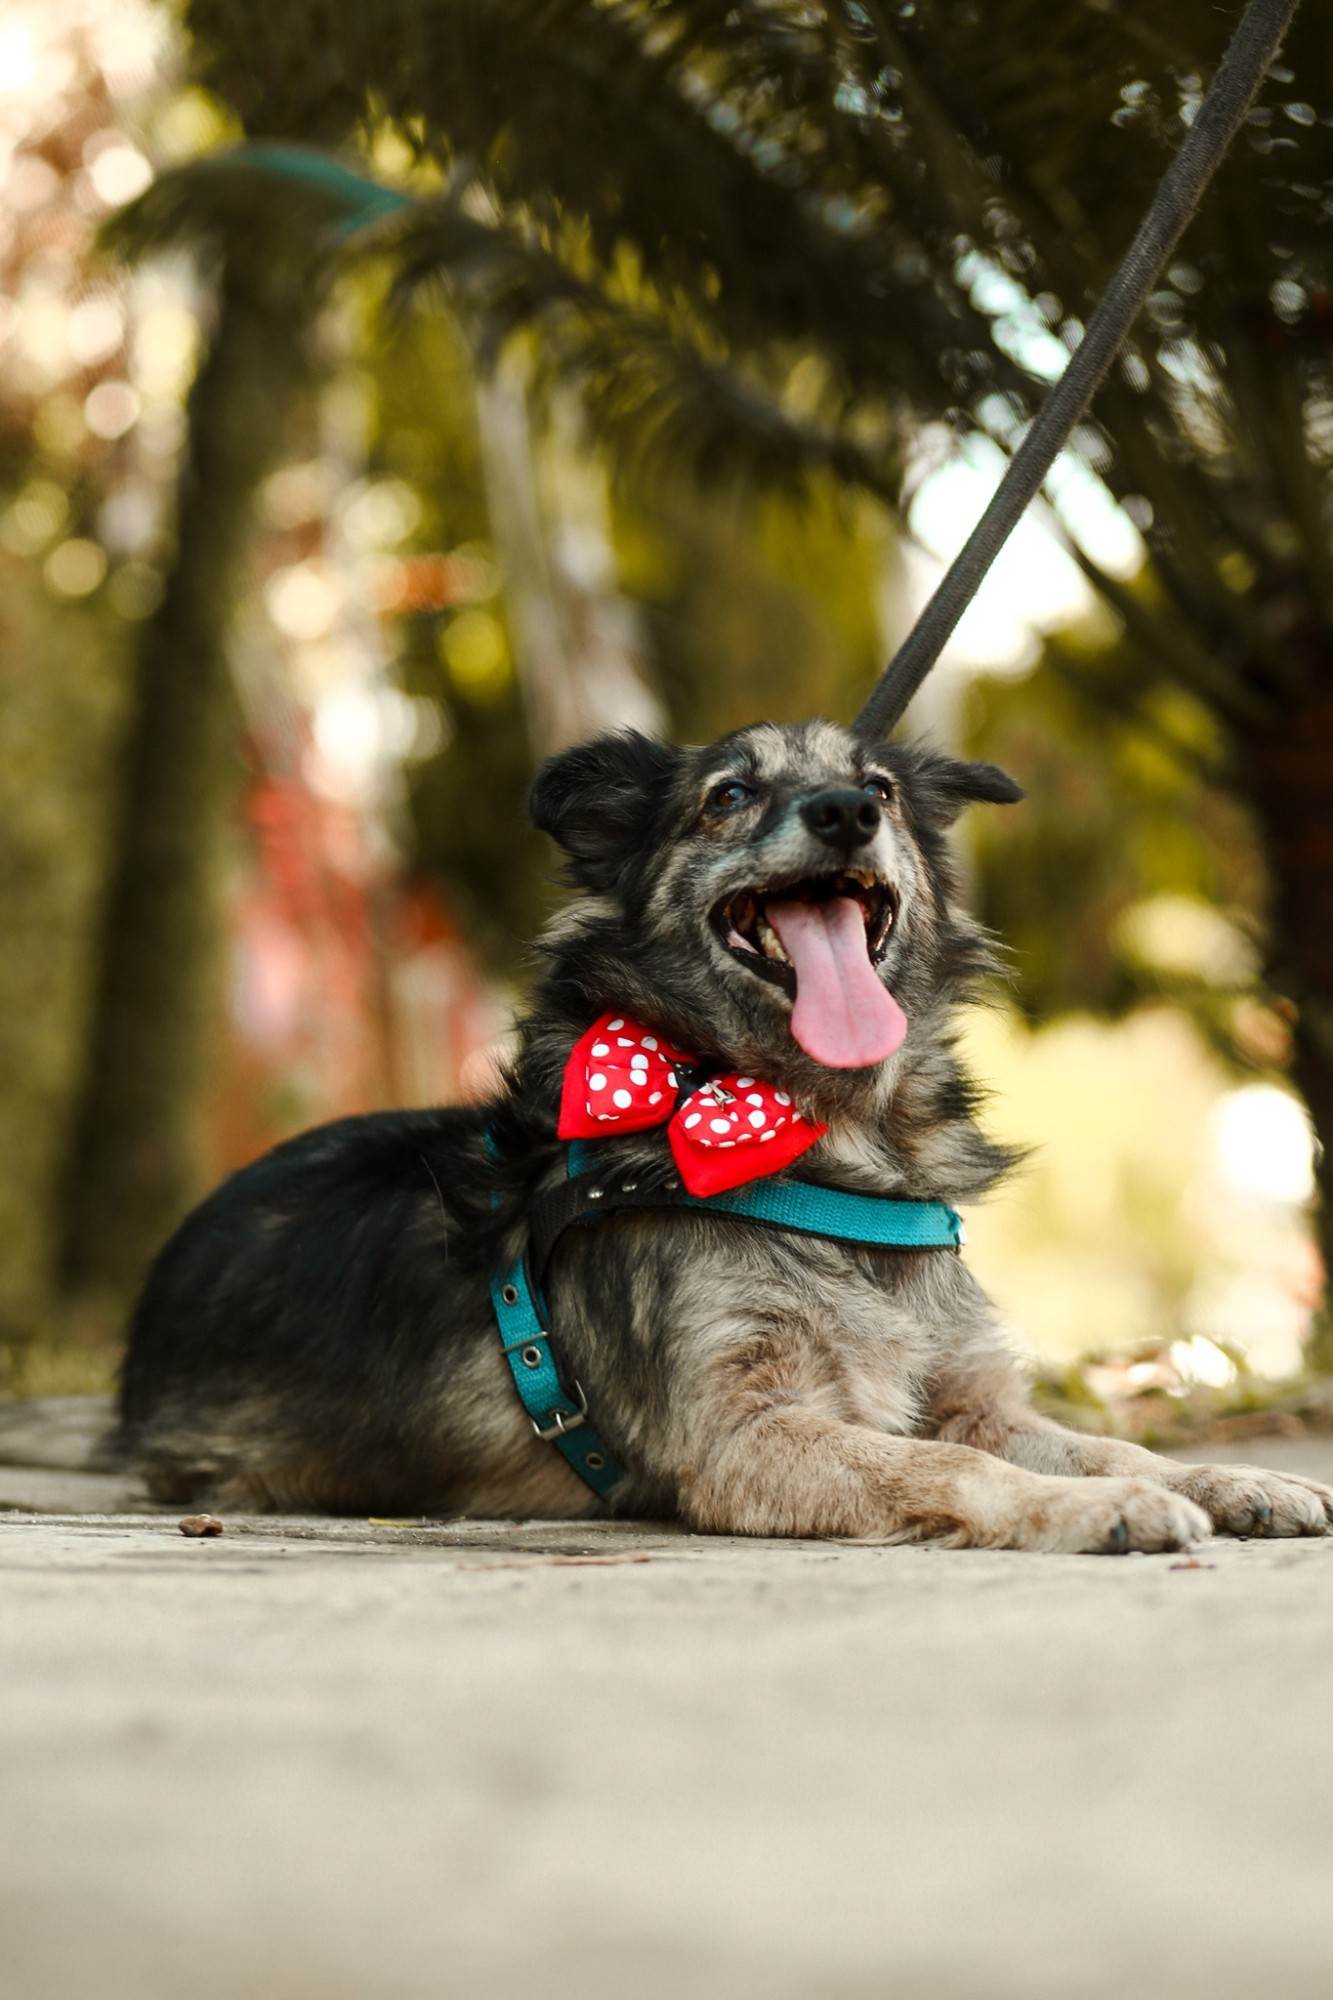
left=713, top=871, right=895, bottom=987
left=711, top=873, right=907, bottom=1069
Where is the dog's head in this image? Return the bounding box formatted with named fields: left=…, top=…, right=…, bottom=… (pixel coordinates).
left=530, top=718, right=1020, bottom=1101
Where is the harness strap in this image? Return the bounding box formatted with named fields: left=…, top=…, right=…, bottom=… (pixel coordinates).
left=488, top=1260, right=623, bottom=1500
left=526, top=1138, right=963, bottom=1289
left=486, top=1131, right=964, bottom=1504
left=485, top=1126, right=625, bottom=1499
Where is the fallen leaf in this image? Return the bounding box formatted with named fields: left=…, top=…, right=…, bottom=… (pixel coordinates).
left=178, top=1514, right=223, bottom=1538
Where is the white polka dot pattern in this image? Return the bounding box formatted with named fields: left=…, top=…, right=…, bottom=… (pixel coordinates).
left=571, top=1018, right=803, bottom=1150
left=570, top=1016, right=693, bottom=1130
left=558, top=1011, right=826, bottom=1197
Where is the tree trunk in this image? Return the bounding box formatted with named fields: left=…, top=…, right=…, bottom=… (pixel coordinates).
left=0, top=583, right=129, bottom=1382
left=1247, top=686, right=1333, bottom=1372
left=57, top=260, right=314, bottom=1306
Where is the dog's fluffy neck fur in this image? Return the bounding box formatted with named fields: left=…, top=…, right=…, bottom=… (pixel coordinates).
left=504, top=893, right=1017, bottom=1205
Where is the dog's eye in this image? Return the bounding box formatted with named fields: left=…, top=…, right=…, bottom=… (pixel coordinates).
left=861, top=776, right=893, bottom=805
left=708, top=779, right=755, bottom=813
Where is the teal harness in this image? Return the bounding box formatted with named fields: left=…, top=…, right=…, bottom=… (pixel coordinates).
left=488, top=1136, right=964, bottom=1501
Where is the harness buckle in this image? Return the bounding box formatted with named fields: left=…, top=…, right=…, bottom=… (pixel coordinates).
left=532, top=1379, right=589, bottom=1441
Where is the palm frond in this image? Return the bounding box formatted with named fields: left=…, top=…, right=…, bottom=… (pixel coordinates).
left=180, top=0, right=1004, bottom=408
left=108, top=141, right=906, bottom=508
left=161, top=0, right=1333, bottom=729
left=392, top=199, right=905, bottom=503
left=98, top=143, right=409, bottom=269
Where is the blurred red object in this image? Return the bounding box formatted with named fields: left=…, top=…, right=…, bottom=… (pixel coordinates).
left=208, top=742, right=503, bottom=1172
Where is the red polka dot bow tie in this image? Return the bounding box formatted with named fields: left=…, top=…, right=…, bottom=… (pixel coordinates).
left=557, top=1012, right=827, bottom=1197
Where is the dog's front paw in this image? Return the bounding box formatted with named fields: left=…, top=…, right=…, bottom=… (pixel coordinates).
left=1164, top=1461, right=1333, bottom=1539
left=1021, top=1476, right=1212, bottom=1555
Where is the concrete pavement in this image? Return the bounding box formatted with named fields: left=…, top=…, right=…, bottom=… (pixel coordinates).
left=4, top=1428, right=1333, bottom=1999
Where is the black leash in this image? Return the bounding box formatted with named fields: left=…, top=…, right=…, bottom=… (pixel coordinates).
left=852, top=0, right=1301, bottom=742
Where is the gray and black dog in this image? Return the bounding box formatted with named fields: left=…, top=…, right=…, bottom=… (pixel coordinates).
left=117, top=720, right=1333, bottom=1551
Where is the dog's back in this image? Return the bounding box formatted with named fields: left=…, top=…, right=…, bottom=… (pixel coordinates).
left=117, top=1104, right=503, bottom=1511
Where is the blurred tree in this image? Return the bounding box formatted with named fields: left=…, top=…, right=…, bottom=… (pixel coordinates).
left=57, top=253, right=322, bottom=1300
left=0, top=11, right=170, bottom=1376
left=361, top=291, right=891, bottom=967
left=53, top=55, right=367, bottom=1309
left=153, top=0, right=1332, bottom=1339
left=0, top=575, right=127, bottom=1374
left=51, top=15, right=898, bottom=1326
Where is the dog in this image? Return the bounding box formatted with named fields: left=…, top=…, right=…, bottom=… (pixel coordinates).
left=116, top=719, right=1333, bottom=1550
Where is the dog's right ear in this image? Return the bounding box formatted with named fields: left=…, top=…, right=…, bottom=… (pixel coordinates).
left=530, top=730, right=683, bottom=892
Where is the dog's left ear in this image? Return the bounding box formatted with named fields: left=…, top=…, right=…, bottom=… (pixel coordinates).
left=893, top=748, right=1024, bottom=829
left=530, top=729, right=683, bottom=891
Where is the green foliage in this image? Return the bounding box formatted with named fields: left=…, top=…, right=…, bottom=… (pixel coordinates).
left=367, top=309, right=552, bottom=960
left=58, top=251, right=328, bottom=1302
left=359, top=300, right=892, bottom=967
left=141, top=8, right=1332, bottom=1048
left=616, top=481, right=888, bottom=740
left=0, top=577, right=131, bottom=1371
left=163, top=0, right=1332, bottom=679
left=966, top=655, right=1259, bottom=1020
left=108, top=0, right=1333, bottom=1314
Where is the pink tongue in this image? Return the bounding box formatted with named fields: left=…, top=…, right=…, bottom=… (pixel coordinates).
left=767, top=896, right=907, bottom=1069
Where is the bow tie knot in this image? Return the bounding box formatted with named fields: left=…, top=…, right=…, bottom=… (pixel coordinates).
left=558, top=1013, right=826, bottom=1197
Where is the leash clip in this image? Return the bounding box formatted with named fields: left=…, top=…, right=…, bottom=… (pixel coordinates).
left=532, top=1379, right=589, bottom=1441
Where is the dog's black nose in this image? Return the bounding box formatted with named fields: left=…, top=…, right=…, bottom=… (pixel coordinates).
left=800, top=788, right=880, bottom=855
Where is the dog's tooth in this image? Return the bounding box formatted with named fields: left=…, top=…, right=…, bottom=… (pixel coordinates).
left=756, top=915, right=791, bottom=965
